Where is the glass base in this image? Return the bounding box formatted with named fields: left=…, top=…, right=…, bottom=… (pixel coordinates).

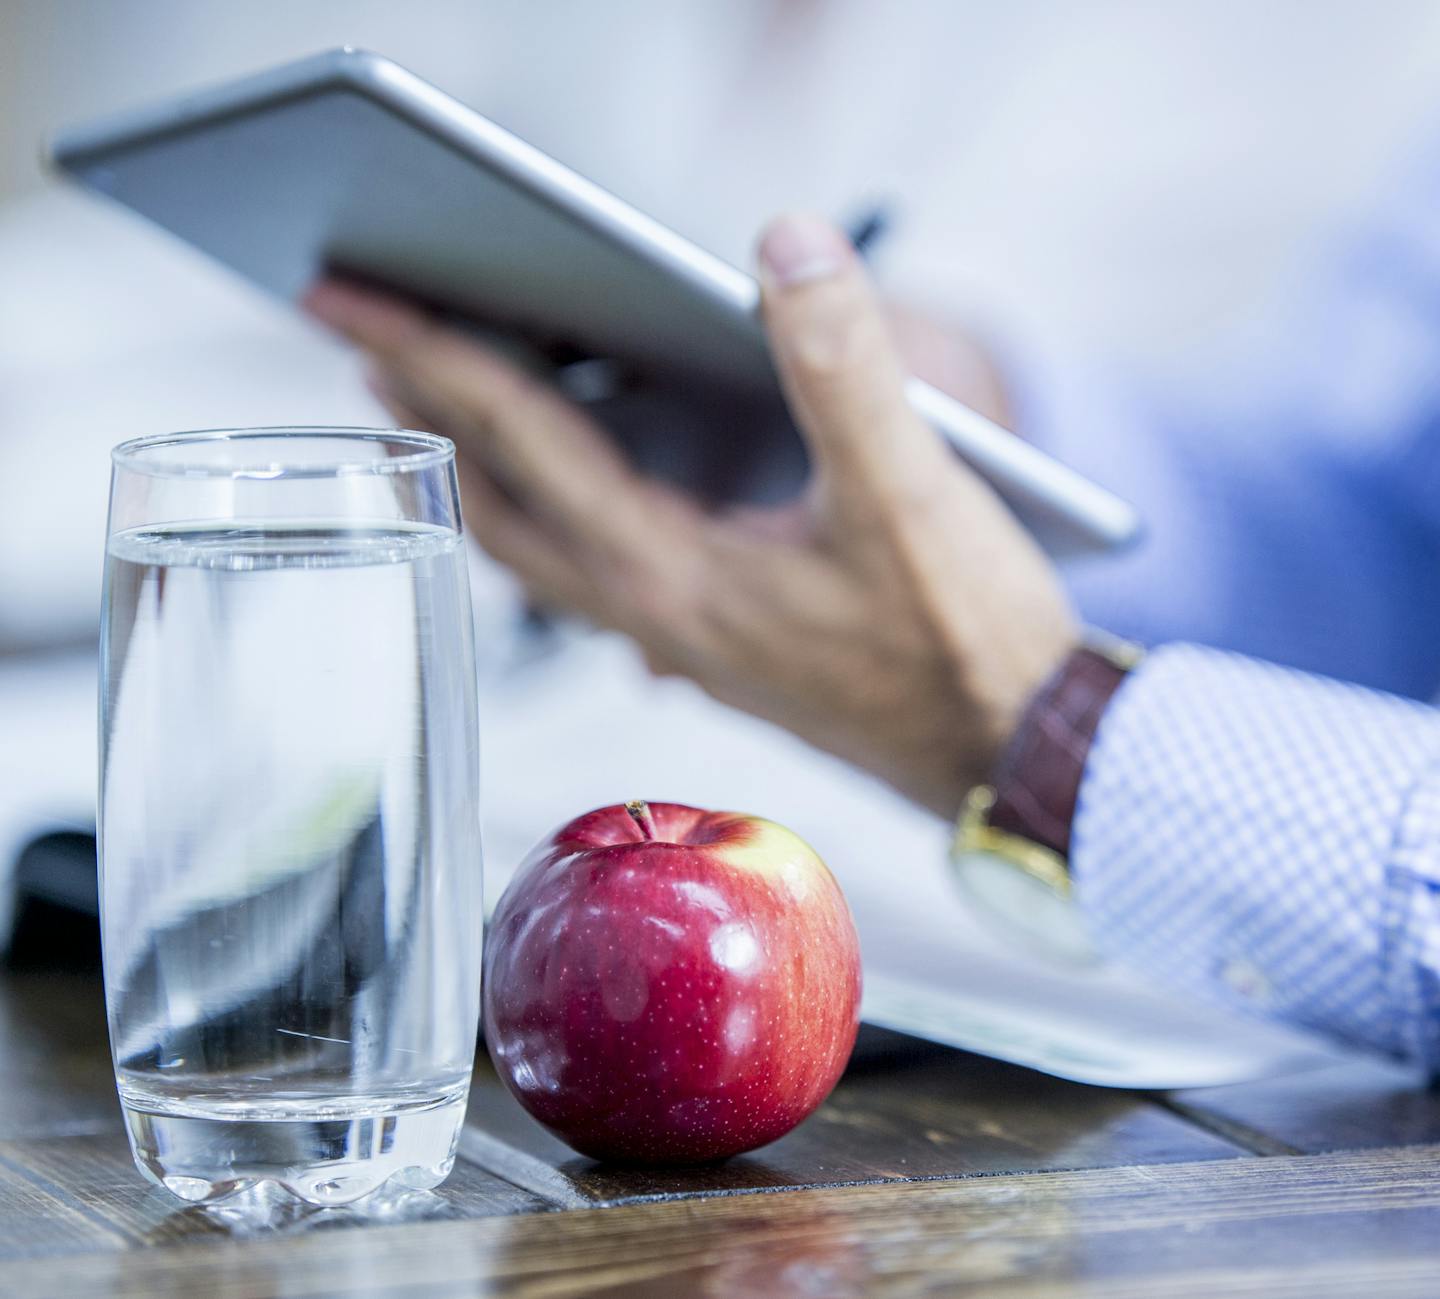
left=121, top=1090, right=468, bottom=1207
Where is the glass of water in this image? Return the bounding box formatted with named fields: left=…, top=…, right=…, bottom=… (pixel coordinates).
left=99, top=428, right=483, bottom=1207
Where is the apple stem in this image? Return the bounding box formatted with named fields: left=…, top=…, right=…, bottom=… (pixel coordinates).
left=625, top=799, right=659, bottom=842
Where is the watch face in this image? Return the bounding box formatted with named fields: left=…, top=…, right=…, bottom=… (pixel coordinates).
left=952, top=851, right=1100, bottom=966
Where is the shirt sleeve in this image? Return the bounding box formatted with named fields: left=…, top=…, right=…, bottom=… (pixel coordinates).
left=1072, top=643, right=1440, bottom=1069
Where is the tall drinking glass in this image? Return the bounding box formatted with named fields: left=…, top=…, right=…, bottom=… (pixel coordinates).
left=99, top=428, right=483, bottom=1207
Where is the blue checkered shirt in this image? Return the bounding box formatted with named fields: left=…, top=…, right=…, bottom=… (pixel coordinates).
left=1022, top=138, right=1440, bottom=1068
left=1071, top=645, right=1440, bottom=1069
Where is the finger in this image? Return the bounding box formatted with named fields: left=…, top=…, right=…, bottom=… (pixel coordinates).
left=368, top=379, right=613, bottom=615
left=716, top=499, right=814, bottom=545
left=306, top=279, right=625, bottom=491
left=304, top=279, right=433, bottom=353
left=371, top=355, right=708, bottom=590
left=309, top=285, right=630, bottom=524
left=756, top=214, right=953, bottom=512
left=364, top=372, right=439, bottom=434
left=455, top=461, right=618, bottom=619
left=639, top=644, right=684, bottom=679
left=884, top=303, right=1014, bottom=431
left=347, top=317, right=724, bottom=651
left=306, top=279, right=669, bottom=556
left=458, top=455, right=720, bottom=670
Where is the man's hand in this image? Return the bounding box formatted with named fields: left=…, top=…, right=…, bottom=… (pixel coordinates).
left=304, top=214, right=1078, bottom=818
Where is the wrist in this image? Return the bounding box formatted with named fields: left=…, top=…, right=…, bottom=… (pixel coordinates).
left=947, top=637, right=1139, bottom=964
left=983, top=638, right=1139, bottom=857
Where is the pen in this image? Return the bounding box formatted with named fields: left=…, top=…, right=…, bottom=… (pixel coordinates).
left=846, top=203, right=891, bottom=260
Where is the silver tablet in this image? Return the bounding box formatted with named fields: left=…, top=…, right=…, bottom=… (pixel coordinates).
left=52, top=47, right=1139, bottom=554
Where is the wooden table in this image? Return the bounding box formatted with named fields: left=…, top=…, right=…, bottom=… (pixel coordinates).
left=4, top=907, right=1440, bottom=1297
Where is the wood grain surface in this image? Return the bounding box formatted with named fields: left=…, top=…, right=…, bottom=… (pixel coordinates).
left=6, top=945, right=1440, bottom=1297
left=0, top=1132, right=546, bottom=1259
left=4, top=1145, right=1439, bottom=1298
left=461, top=1028, right=1243, bottom=1205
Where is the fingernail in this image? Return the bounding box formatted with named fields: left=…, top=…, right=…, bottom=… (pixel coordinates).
left=759, top=214, right=853, bottom=287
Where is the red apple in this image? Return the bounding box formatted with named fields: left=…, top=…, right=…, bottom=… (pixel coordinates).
left=483, top=800, right=862, bottom=1163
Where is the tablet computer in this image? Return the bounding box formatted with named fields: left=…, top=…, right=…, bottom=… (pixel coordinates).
left=52, top=48, right=1139, bottom=554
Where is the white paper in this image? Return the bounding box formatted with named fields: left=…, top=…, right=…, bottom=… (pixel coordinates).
left=473, top=631, right=1348, bottom=1089
left=0, top=625, right=1350, bottom=1089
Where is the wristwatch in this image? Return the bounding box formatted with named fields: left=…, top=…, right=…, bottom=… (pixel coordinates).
left=949, top=637, right=1141, bottom=964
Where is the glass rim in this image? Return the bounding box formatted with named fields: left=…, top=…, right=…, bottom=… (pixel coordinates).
left=110, top=427, right=455, bottom=480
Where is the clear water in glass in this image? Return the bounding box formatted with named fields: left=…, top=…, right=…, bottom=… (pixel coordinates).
left=100, top=448, right=483, bottom=1208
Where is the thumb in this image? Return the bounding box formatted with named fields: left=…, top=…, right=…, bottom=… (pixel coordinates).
left=757, top=213, right=949, bottom=510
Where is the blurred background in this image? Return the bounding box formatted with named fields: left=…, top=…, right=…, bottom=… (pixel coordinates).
left=5, top=0, right=1440, bottom=649
left=5, top=0, right=1436, bottom=1072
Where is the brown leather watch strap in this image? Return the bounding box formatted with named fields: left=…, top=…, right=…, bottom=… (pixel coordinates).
left=987, top=645, right=1133, bottom=858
